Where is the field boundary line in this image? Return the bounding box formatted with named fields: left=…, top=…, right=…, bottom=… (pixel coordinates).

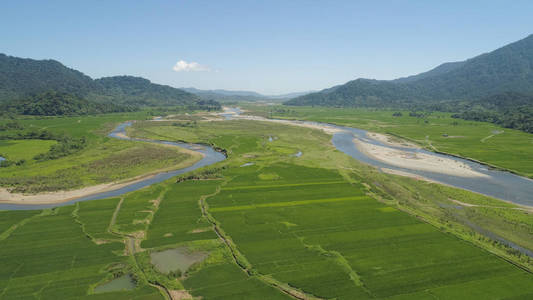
left=211, top=196, right=368, bottom=212
left=481, top=131, right=503, bottom=143
left=0, top=210, right=51, bottom=241
left=108, top=196, right=125, bottom=235
left=199, top=180, right=325, bottom=300
left=298, top=237, right=373, bottom=297
left=221, top=180, right=346, bottom=191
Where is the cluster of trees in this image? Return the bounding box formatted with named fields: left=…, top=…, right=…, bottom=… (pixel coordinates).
left=1, top=91, right=136, bottom=116
left=0, top=127, right=56, bottom=141
left=452, top=106, right=533, bottom=133
left=436, top=92, right=533, bottom=133
left=0, top=158, right=26, bottom=167
left=34, top=136, right=87, bottom=161
left=175, top=166, right=227, bottom=183
left=389, top=92, right=533, bottom=134
left=0, top=121, right=23, bottom=131
left=172, top=121, right=197, bottom=128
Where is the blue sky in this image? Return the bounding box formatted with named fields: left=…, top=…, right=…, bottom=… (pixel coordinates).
left=2, top=1, right=533, bottom=94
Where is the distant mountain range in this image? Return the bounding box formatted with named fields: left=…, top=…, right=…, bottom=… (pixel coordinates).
left=182, top=87, right=312, bottom=102
left=287, top=34, right=533, bottom=107
left=0, top=54, right=205, bottom=107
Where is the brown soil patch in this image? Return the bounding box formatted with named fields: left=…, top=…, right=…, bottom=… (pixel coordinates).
left=189, top=227, right=211, bottom=233
left=169, top=289, right=194, bottom=300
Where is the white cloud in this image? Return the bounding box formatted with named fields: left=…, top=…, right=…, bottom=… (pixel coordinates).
left=173, top=60, right=210, bottom=72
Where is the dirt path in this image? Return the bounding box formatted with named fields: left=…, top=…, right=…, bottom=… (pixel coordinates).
left=481, top=130, right=503, bottom=143
left=198, top=182, right=323, bottom=300
left=450, top=199, right=533, bottom=212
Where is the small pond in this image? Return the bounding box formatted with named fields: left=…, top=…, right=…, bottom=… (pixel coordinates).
left=93, top=274, right=136, bottom=293
left=150, top=247, right=207, bottom=274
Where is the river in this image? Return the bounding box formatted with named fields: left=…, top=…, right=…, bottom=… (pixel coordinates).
left=0, top=122, right=226, bottom=210
left=223, top=107, right=533, bottom=206
left=2, top=109, right=532, bottom=210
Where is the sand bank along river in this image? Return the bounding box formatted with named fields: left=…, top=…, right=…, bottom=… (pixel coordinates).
left=2, top=108, right=532, bottom=210
left=0, top=122, right=226, bottom=210
left=221, top=107, right=533, bottom=207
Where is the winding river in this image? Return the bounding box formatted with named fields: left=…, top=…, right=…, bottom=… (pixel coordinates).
left=223, top=107, right=533, bottom=206
left=332, top=128, right=533, bottom=206
left=0, top=122, right=226, bottom=210
left=1, top=108, right=532, bottom=210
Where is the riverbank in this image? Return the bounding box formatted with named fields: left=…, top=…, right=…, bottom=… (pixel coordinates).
left=218, top=107, right=343, bottom=135
left=0, top=150, right=203, bottom=205
left=353, top=138, right=489, bottom=178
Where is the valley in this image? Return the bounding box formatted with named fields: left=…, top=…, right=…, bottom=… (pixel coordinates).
left=1, top=105, right=533, bottom=299
left=2, top=6, right=533, bottom=298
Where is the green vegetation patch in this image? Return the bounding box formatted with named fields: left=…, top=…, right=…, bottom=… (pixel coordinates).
left=0, top=206, right=162, bottom=299
left=76, top=198, right=122, bottom=240
left=184, top=263, right=291, bottom=300
left=114, top=185, right=166, bottom=234
left=142, top=180, right=220, bottom=249
left=0, top=139, right=57, bottom=161
left=208, top=163, right=533, bottom=299
left=252, top=105, right=533, bottom=177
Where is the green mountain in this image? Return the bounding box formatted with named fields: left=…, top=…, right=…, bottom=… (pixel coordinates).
left=0, top=54, right=96, bottom=100
left=92, top=76, right=200, bottom=106
left=0, top=54, right=205, bottom=107
left=2, top=91, right=135, bottom=116
left=182, top=87, right=312, bottom=103
left=287, top=34, right=533, bottom=107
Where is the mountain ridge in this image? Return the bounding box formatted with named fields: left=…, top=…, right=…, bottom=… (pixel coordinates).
left=0, top=54, right=203, bottom=107
left=183, top=87, right=313, bottom=102
left=287, top=34, right=533, bottom=107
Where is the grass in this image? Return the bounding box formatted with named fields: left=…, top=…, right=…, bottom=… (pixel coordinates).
left=245, top=104, right=533, bottom=177
left=208, top=163, right=533, bottom=299
left=76, top=198, right=122, bottom=241
left=114, top=185, right=166, bottom=234
left=0, top=210, right=40, bottom=235
left=184, top=263, right=292, bottom=300
left=0, top=206, right=161, bottom=299
left=0, top=139, right=57, bottom=161
left=141, top=180, right=219, bottom=249
left=0, top=113, right=201, bottom=193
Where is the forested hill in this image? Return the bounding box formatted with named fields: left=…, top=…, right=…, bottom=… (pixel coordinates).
left=0, top=54, right=96, bottom=100
left=286, top=34, right=533, bottom=107
left=1, top=91, right=136, bottom=116
left=92, top=76, right=200, bottom=106
left=182, top=87, right=313, bottom=102
left=0, top=54, right=204, bottom=107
